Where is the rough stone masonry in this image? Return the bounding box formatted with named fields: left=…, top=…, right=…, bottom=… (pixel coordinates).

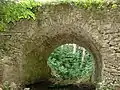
left=0, top=3, right=120, bottom=89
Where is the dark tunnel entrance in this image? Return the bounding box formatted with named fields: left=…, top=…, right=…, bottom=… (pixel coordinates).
left=25, top=81, right=96, bottom=90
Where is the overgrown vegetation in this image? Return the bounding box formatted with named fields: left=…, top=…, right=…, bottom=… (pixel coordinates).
left=0, top=0, right=41, bottom=31
left=0, top=0, right=118, bottom=31
left=48, top=44, right=94, bottom=80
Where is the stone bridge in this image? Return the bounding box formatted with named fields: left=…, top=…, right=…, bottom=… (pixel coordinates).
left=0, top=3, right=120, bottom=89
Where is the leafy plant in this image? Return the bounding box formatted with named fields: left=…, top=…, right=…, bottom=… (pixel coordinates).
left=48, top=44, right=94, bottom=80
left=0, top=0, right=41, bottom=31
left=2, top=81, right=10, bottom=90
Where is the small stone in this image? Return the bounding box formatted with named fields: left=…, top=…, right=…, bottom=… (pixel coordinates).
left=10, top=82, right=17, bottom=89
left=24, top=88, right=30, bottom=90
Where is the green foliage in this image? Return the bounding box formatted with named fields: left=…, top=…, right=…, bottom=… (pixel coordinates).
left=0, top=0, right=41, bottom=31
left=2, top=81, right=10, bottom=90
left=56, top=0, right=118, bottom=10
left=48, top=44, right=94, bottom=80
left=0, top=0, right=118, bottom=31
left=74, top=0, right=104, bottom=9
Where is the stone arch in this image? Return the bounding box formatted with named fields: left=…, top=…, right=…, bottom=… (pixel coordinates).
left=22, top=25, right=102, bottom=85
left=0, top=4, right=120, bottom=90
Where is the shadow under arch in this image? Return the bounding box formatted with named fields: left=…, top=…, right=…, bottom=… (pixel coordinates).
left=22, top=31, right=102, bottom=86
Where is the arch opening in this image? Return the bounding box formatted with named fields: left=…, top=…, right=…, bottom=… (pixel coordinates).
left=23, top=32, right=102, bottom=90
left=24, top=43, right=98, bottom=90
left=47, top=43, right=94, bottom=83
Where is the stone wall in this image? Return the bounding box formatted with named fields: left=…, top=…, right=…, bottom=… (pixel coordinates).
left=0, top=3, right=120, bottom=89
